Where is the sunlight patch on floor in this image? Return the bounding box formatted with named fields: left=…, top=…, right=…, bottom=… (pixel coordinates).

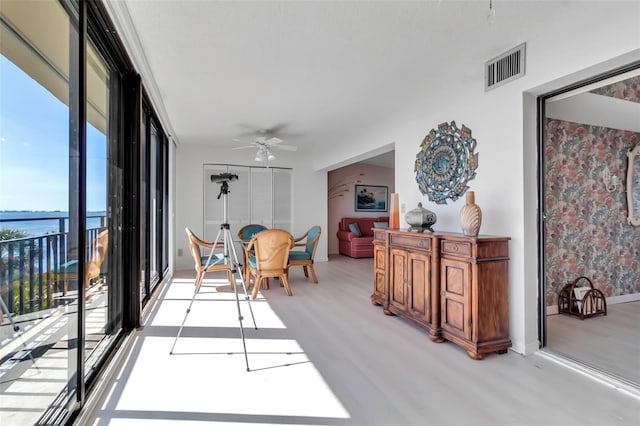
left=107, top=336, right=349, bottom=418
left=93, top=276, right=351, bottom=423
left=152, top=278, right=287, bottom=329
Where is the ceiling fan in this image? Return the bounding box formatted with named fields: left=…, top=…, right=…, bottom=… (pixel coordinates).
left=232, top=129, right=298, bottom=164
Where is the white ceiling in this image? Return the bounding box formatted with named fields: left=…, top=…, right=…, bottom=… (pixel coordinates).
left=104, top=1, right=631, bottom=166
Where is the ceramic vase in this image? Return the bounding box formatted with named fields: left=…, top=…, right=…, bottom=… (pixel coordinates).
left=460, top=191, right=482, bottom=237
left=389, top=193, right=400, bottom=229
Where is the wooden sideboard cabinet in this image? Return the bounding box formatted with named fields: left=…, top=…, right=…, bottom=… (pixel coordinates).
left=371, top=229, right=511, bottom=359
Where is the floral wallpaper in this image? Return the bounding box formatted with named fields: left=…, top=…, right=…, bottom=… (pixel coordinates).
left=590, top=76, right=640, bottom=102
left=544, top=119, right=640, bottom=307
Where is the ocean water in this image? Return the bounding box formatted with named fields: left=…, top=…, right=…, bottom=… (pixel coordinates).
left=0, top=211, right=106, bottom=237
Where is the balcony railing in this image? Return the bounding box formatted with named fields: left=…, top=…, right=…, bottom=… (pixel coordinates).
left=0, top=214, right=106, bottom=317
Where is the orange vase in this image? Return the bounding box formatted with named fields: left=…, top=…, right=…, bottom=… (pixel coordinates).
left=389, top=193, right=400, bottom=229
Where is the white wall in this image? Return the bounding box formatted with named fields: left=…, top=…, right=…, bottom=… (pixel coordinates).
left=173, top=2, right=640, bottom=355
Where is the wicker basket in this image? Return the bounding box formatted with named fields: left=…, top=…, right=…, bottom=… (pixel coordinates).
left=557, top=276, right=607, bottom=320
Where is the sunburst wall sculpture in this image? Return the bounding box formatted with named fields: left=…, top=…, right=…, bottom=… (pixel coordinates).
left=414, top=121, right=479, bottom=205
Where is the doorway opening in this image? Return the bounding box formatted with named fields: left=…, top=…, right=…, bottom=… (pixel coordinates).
left=538, top=64, right=640, bottom=388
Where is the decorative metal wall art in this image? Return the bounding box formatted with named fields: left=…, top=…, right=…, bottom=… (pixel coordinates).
left=414, top=121, right=479, bottom=204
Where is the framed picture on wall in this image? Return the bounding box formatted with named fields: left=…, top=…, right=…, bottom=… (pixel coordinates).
left=355, top=184, right=388, bottom=212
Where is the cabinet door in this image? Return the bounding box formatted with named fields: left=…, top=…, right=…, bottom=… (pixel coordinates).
left=273, top=169, right=292, bottom=232
left=440, top=258, right=472, bottom=340
left=250, top=168, right=273, bottom=227
left=389, top=248, right=407, bottom=311
left=227, top=166, right=251, bottom=227
left=373, top=243, right=386, bottom=298
left=407, top=251, right=431, bottom=324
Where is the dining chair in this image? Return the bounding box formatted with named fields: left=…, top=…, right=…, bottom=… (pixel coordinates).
left=237, top=224, right=268, bottom=281
left=244, top=229, right=294, bottom=299
left=185, top=227, right=234, bottom=293
left=51, top=229, right=109, bottom=299
left=288, top=225, right=321, bottom=284
left=85, top=229, right=108, bottom=297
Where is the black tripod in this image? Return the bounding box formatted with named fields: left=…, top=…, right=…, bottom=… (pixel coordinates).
left=171, top=176, right=257, bottom=371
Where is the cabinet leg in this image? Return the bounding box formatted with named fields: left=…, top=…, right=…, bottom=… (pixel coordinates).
left=466, top=350, right=485, bottom=360
left=383, top=308, right=394, bottom=316
left=428, top=335, right=445, bottom=343
left=496, top=349, right=508, bottom=355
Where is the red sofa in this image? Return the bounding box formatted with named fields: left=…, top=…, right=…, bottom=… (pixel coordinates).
left=337, top=216, right=389, bottom=258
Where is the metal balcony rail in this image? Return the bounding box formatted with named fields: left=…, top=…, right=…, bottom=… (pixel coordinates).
left=0, top=214, right=106, bottom=317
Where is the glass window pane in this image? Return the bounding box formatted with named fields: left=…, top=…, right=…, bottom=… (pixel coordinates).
left=84, top=41, right=122, bottom=373
left=150, top=124, right=158, bottom=289
left=0, top=0, right=78, bottom=422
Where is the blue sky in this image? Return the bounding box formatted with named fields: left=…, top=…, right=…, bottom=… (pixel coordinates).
left=0, top=55, right=106, bottom=212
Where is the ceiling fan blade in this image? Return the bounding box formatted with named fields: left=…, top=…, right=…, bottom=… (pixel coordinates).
left=231, top=145, right=256, bottom=150
left=265, top=123, right=288, bottom=134
left=235, top=123, right=292, bottom=138
left=265, top=137, right=283, bottom=145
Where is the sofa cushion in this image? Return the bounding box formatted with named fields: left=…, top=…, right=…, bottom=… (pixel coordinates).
left=348, top=223, right=362, bottom=237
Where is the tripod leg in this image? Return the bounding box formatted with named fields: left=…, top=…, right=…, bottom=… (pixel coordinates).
left=229, top=271, right=251, bottom=371
left=227, top=236, right=257, bottom=330
left=169, top=287, right=199, bottom=355
left=220, top=228, right=253, bottom=371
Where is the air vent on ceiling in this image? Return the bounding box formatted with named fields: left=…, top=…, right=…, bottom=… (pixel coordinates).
left=485, top=43, right=526, bottom=91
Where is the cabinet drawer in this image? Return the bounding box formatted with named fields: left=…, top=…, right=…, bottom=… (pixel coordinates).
left=441, top=240, right=471, bottom=257
left=390, top=234, right=432, bottom=251
left=374, top=232, right=386, bottom=242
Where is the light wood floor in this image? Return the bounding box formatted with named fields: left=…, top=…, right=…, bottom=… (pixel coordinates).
left=83, top=255, right=640, bottom=425
left=547, top=301, right=640, bottom=385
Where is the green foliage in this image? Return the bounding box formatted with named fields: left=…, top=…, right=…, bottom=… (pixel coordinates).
left=0, top=228, right=28, bottom=241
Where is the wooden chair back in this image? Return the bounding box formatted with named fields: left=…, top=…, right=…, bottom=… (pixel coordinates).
left=246, top=229, right=294, bottom=298
left=185, top=227, right=233, bottom=292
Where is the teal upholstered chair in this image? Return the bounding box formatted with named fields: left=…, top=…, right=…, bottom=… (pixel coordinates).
left=237, top=224, right=268, bottom=283
left=288, top=225, right=321, bottom=283
left=237, top=224, right=268, bottom=242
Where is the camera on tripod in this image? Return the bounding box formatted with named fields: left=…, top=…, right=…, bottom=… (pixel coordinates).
left=210, top=173, right=238, bottom=183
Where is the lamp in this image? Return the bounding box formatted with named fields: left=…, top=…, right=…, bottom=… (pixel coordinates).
left=602, top=165, right=621, bottom=192
left=255, top=146, right=275, bottom=162
left=487, top=0, right=496, bottom=24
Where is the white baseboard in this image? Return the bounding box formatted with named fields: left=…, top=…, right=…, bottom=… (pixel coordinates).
left=606, top=293, right=640, bottom=304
